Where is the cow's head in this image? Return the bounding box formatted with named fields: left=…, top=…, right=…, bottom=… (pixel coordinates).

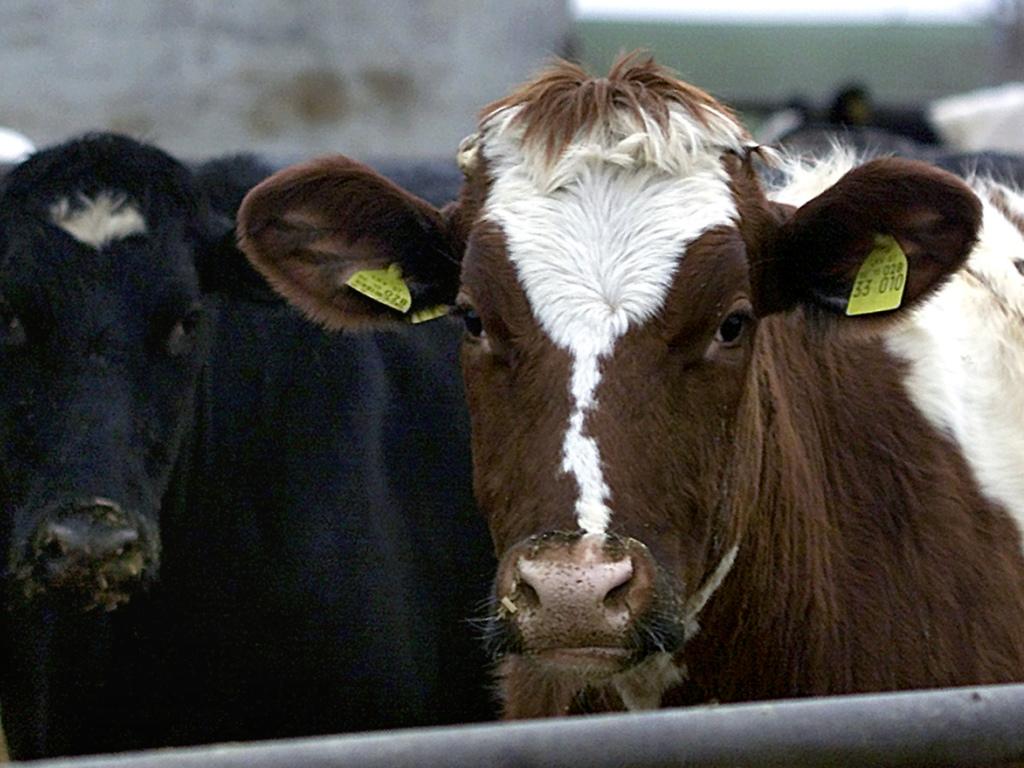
left=238, top=56, right=980, bottom=708
left=0, top=134, right=231, bottom=610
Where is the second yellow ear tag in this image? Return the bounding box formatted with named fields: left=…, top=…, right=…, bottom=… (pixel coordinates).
left=845, top=234, right=908, bottom=316
left=409, top=305, right=449, bottom=324
left=346, top=264, right=412, bottom=313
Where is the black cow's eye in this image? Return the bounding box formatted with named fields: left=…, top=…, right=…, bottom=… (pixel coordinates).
left=0, top=312, right=26, bottom=349
left=166, top=305, right=203, bottom=357
left=716, top=311, right=748, bottom=346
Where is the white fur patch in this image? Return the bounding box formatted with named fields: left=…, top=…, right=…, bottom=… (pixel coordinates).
left=885, top=185, right=1024, bottom=552
left=481, top=104, right=746, bottom=534
left=50, top=193, right=147, bottom=249
left=682, top=545, right=739, bottom=640
left=767, top=146, right=860, bottom=207
left=609, top=546, right=738, bottom=710
left=768, top=151, right=1024, bottom=553
left=611, top=651, right=686, bottom=711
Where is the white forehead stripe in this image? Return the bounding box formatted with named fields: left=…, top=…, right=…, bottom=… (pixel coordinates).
left=483, top=105, right=743, bottom=534
left=50, top=193, right=147, bottom=249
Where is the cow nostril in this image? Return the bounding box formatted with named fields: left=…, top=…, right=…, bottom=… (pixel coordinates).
left=77, top=498, right=126, bottom=525
left=516, top=578, right=541, bottom=609
left=41, top=536, right=68, bottom=560
left=603, top=577, right=633, bottom=609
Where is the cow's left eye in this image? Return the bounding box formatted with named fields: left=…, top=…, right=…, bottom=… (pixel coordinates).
left=0, top=299, right=27, bottom=350
left=166, top=304, right=203, bottom=357
left=715, top=311, right=750, bottom=346
left=0, top=314, right=27, bottom=349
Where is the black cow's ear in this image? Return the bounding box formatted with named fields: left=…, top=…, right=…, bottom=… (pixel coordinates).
left=752, top=157, right=981, bottom=320
left=191, top=154, right=288, bottom=302
left=194, top=211, right=284, bottom=302
left=237, top=156, right=462, bottom=330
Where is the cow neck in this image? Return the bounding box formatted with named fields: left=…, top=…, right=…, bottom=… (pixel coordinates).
left=685, top=315, right=849, bottom=700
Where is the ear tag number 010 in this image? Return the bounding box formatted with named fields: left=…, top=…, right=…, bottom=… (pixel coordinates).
left=345, top=264, right=449, bottom=323
left=846, top=234, right=908, bottom=316
left=346, top=264, right=413, bottom=313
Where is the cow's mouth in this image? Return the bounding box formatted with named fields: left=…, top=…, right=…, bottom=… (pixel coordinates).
left=531, top=645, right=633, bottom=676
left=12, top=546, right=153, bottom=611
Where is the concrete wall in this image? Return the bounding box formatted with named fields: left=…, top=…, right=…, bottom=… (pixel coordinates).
left=1, top=1, right=571, bottom=160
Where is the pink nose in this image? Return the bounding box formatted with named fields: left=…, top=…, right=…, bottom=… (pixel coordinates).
left=496, top=533, right=655, bottom=650
left=516, top=537, right=635, bottom=615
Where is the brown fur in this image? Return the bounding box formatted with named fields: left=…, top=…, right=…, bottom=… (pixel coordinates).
left=480, top=52, right=746, bottom=166
left=237, top=156, right=460, bottom=330
left=463, top=59, right=1023, bottom=719
left=235, top=54, right=1024, bottom=737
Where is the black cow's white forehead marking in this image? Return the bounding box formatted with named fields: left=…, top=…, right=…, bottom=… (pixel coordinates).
left=49, top=192, right=147, bottom=250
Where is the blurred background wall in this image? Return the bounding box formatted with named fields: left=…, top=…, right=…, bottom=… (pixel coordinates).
left=0, top=0, right=571, bottom=160
left=2, top=0, right=1023, bottom=159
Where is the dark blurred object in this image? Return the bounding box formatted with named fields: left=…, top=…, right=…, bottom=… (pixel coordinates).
left=931, top=151, right=1024, bottom=189
left=775, top=125, right=933, bottom=161
left=760, top=82, right=941, bottom=148
left=369, top=157, right=463, bottom=207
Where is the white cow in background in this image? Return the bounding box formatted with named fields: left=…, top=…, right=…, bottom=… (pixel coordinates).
left=930, top=83, right=1024, bottom=154
left=0, top=127, right=33, bottom=165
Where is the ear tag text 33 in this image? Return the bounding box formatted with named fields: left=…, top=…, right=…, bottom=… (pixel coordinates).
left=346, top=264, right=412, bottom=313
left=846, top=234, right=908, bottom=316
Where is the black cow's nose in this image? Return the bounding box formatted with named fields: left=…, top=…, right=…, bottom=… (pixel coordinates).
left=31, top=497, right=148, bottom=599
left=41, top=500, right=140, bottom=561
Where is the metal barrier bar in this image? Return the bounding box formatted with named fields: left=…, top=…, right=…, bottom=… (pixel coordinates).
left=30, top=684, right=1024, bottom=768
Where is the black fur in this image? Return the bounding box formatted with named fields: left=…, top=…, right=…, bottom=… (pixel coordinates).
left=0, top=134, right=496, bottom=758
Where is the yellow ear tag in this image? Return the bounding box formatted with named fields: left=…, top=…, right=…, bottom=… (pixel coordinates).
left=345, top=264, right=412, bottom=313
left=845, top=234, right=908, bottom=316
left=409, top=304, right=449, bottom=324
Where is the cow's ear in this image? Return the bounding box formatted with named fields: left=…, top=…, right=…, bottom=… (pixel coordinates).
left=752, top=157, right=981, bottom=320
left=237, top=156, right=461, bottom=330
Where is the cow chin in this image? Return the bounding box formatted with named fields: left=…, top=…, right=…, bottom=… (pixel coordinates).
left=531, top=646, right=634, bottom=678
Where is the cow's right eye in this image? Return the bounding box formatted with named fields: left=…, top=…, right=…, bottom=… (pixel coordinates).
left=0, top=312, right=27, bottom=349
left=166, top=304, right=203, bottom=357
left=455, top=295, right=486, bottom=339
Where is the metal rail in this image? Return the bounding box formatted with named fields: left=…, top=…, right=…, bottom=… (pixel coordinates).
left=30, top=684, right=1024, bottom=768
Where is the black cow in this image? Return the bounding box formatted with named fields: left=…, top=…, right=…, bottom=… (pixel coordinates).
left=0, top=134, right=495, bottom=758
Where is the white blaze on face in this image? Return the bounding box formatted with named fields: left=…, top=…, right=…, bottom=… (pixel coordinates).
left=50, top=192, right=147, bottom=249
left=480, top=106, right=745, bottom=534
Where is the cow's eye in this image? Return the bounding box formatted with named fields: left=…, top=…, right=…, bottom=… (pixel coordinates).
left=455, top=295, right=485, bottom=339
left=0, top=310, right=26, bottom=350
left=715, top=311, right=750, bottom=346
left=461, top=308, right=484, bottom=338
left=166, top=304, right=203, bottom=357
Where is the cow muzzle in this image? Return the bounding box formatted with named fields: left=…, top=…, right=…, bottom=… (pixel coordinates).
left=13, top=497, right=156, bottom=610
left=492, top=531, right=663, bottom=678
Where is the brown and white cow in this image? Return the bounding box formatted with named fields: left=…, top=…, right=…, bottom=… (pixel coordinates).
left=237, top=55, right=1024, bottom=718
